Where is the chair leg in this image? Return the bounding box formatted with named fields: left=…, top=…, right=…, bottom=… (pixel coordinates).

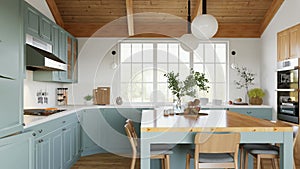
left=240, top=147, right=244, bottom=169
left=244, top=152, right=249, bottom=169
left=130, top=153, right=136, bottom=169
left=161, top=158, right=165, bottom=169
left=260, top=159, right=264, bottom=169
left=272, top=158, right=279, bottom=169
left=185, top=154, right=190, bottom=169
left=165, top=155, right=170, bottom=169
left=256, top=155, right=261, bottom=169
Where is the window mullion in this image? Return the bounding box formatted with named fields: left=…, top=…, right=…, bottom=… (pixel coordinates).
left=153, top=43, right=157, bottom=103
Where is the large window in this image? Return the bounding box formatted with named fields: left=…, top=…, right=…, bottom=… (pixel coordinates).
left=119, top=40, right=228, bottom=104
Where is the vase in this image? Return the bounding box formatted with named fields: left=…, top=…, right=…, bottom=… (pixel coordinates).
left=175, top=98, right=182, bottom=112
left=249, top=97, right=263, bottom=105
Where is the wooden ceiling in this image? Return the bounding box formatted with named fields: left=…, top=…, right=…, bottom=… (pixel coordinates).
left=46, top=0, right=284, bottom=38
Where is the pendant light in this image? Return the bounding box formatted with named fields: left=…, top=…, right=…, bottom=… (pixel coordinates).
left=191, top=0, right=218, bottom=39
left=179, top=0, right=199, bottom=51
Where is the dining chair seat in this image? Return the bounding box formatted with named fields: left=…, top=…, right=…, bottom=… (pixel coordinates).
left=243, top=144, right=279, bottom=155
left=188, top=151, right=234, bottom=163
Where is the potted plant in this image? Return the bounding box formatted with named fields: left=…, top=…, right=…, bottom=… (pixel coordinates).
left=84, top=94, right=93, bottom=105
left=234, top=66, right=255, bottom=103
left=164, top=69, right=209, bottom=110
left=247, top=88, right=265, bottom=105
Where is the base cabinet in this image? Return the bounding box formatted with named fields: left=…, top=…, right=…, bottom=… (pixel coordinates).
left=26, top=115, right=81, bottom=169
left=0, top=132, right=34, bottom=169
left=228, top=108, right=272, bottom=120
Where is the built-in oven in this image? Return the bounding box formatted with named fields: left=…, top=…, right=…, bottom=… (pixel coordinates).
left=277, top=58, right=300, bottom=124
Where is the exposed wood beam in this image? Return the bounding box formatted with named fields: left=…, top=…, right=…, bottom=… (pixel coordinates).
left=259, top=0, right=284, bottom=35
left=126, top=0, right=134, bottom=36
left=192, top=0, right=202, bottom=20
left=45, top=0, right=64, bottom=28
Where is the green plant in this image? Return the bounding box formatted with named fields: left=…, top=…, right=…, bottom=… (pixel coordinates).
left=164, top=69, right=209, bottom=101
left=84, top=94, right=93, bottom=101
left=234, top=66, right=255, bottom=93
left=248, top=88, right=265, bottom=98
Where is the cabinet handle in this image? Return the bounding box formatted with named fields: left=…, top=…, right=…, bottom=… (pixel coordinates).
left=38, top=129, right=43, bottom=133
left=246, top=111, right=252, bottom=114
left=38, top=139, right=44, bottom=143
left=62, top=121, right=66, bottom=123
left=62, top=128, right=66, bottom=131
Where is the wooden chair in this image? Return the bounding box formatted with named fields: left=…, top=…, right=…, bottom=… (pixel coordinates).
left=124, top=120, right=172, bottom=169
left=185, top=133, right=241, bottom=169
left=241, top=125, right=299, bottom=169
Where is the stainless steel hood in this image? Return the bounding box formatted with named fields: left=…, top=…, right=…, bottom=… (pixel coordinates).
left=25, top=34, right=67, bottom=71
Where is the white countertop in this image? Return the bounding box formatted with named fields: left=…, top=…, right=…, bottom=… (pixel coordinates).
left=23, top=104, right=272, bottom=128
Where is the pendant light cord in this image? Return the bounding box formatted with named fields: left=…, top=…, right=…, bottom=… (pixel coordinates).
left=203, top=0, right=207, bottom=14
left=187, top=0, right=191, bottom=33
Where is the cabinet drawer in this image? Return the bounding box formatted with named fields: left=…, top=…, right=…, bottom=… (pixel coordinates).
left=26, top=114, right=78, bottom=138
left=229, top=108, right=272, bottom=120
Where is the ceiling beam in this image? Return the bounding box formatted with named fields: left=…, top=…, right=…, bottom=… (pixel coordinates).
left=259, top=0, right=284, bottom=35
left=192, top=0, right=202, bottom=20
left=126, top=0, right=134, bottom=36
left=45, top=0, right=64, bottom=28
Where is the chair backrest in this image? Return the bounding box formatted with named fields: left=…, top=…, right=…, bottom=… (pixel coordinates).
left=124, top=123, right=138, bottom=153
left=126, top=119, right=139, bottom=146
left=194, top=133, right=240, bottom=154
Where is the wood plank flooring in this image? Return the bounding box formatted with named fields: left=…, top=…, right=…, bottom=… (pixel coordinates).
left=71, top=153, right=300, bottom=169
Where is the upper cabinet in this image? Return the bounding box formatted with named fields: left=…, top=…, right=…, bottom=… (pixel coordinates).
left=24, top=2, right=78, bottom=83
left=277, top=24, right=300, bottom=61
left=24, top=3, right=53, bottom=44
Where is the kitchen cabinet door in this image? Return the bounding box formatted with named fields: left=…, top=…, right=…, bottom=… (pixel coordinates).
left=63, top=124, right=74, bottom=168
left=0, top=0, right=23, bottom=137
left=24, top=2, right=53, bottom=44
left=52, top=25, right=60, bottom=58
left=0, top=132, right=34, bottom=169
left=35, top=135, right=52, bottom=169
left=277, top=30, right=290, bottom=61
left=289, top=24, right=300, bottom=58
left=24, top=3, right=40, bottom=38
left=52, top=129, right=63, bottom=169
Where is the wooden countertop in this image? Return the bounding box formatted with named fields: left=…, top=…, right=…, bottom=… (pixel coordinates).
left=141, top=109, right=293, bottom=132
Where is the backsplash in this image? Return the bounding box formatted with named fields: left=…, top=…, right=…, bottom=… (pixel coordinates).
left=24, top=71, right=63, bottom=108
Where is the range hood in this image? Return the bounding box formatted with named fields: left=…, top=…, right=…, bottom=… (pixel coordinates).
left=26, top=34, right=67, bottom=71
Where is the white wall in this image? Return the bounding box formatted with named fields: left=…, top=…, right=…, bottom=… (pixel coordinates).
left=24, top=0, right=61, bottom=108
left=66, top=38, right=261, bottom=105
left=261, top=0, right=300, bottom=117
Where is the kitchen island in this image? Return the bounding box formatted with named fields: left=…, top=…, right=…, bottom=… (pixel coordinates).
left=140, top=109, right=293, bottom=169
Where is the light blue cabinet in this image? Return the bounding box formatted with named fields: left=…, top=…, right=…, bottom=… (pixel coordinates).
left=80, top=108, right=149, bottom=155
left=0, top=0, right=24, bottom=138
left=24, top=2, right=53, bottom=44
left=25, top=114, right=81, bottom=169
left=0, top=132, right=34, bottom=169
left=228, top=108, right=272, bottom=120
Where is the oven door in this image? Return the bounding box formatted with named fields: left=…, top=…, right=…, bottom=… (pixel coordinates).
left=277, top=69, right=298, bottom=89
left=277, top=91, right=299, bottom=124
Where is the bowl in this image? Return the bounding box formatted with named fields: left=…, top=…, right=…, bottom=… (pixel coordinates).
left=212, top=99, right=222, bottom=105
left=199, top=98, right=209, bottom=105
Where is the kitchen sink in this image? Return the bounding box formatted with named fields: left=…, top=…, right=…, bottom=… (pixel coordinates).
left=24, top=108, right=66, bottom=116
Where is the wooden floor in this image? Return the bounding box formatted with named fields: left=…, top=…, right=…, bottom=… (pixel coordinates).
left=71, top=153, right=300, bottom=169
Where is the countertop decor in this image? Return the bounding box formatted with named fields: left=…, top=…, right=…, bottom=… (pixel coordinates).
left=248, top=88, right=265, bottom=105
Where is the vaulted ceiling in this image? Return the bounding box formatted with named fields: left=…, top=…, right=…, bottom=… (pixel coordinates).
left=46, top=0, right=284, bottom=38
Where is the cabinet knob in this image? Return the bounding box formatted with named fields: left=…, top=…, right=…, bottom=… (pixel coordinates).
left=38, top=139, right=44, bottom=143
left=62, top=128, right=66, bottom=131
left=32, top=133, right=36, bottom=136
left=62, top=121, right=66, bottom=123
left=38, top=129, right=43, bottom=133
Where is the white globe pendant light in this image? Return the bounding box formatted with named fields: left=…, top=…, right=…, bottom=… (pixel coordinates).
left=191, top=14, right=218, bottom=39
left=180, top=34, right=199, bottom=51
left=191, top=0, right=218, bottom=39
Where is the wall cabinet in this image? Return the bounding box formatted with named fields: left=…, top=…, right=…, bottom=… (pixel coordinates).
left=277, top=24, right=300, bottom=61
left=26, top=114, right=81, bottom=169
left=24, top=3, right=52, bottom=44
